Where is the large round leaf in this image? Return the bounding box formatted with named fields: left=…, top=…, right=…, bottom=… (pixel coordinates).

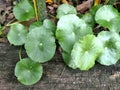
left=13, top=0, right=35, bottom=21
left=15, top=58, right=43, bottom=85
left=57, top=4, right=77, bottom=18
left=95, top=5, right=119, bottom=28
left=97, top=31, right=120, bottom=65
left=7, top=23, right=28, bottom=46
left=25, top=26, right=56, bottom=63
left=69, top=35, right=102, bottom=70
left=56, top=14, right=93, bottom=53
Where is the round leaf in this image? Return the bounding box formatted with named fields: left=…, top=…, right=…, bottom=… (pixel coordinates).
left=25, top=26, right=56, bottom=63
left=95, top=5, right=119, bottom=28
left=57, top=4, right=77, bottom=18
left=13, top=0, right=35, bottom=21
left=69, top=35, right=102, bottom=70
left=15, top=58, right=43, bottom=85
left=97, top=31, right=120, bottom=65
left=7, top=23, right=28, bottom=46
left=56, top=14, right=93, bottom=53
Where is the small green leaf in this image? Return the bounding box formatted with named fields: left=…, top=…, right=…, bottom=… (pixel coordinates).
left=43, top=19, right=56, bottom=34
left=90, top=5, right=101, bottom=16
left=56, top=14, right=93, bottom=53
left=109, top=17, right=120, bottom=33
left=13, top=0, right=35, bottom=21
left=0, top=30, right=2, bottom=36
left=62, top=51, right=71, bottom=65
left=25, top=26, right=56, bottom=63
left=0, top=24, right=3, bottom=35
left=95, top=5, right=119, bottom=28
left=29, top=19, right=56, bottom=34
left=29, top=22, right=43, bottom=32
left=7, top=23, right=28, bottom=46
left=0, top=29, right=2, bottom=36
left=15, top=58, right=43, bottom=85
left=57, top=4, right=77, bottom=18
left=69, top=35, right=102, bottom=70
left=97, top=31, right=120, bottom=65
left=82, top=13, right=95, bottom=27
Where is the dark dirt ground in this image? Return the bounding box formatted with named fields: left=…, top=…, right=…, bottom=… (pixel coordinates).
left=0, top=0, right=120, bottom=90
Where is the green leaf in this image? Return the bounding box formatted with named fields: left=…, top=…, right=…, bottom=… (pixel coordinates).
left=61, top=51, right=71, bottom=65
left=43, top=19, right=56, bottom=34
left=90, top=5, right=101, bottom=16
left=69, top=35, right=102, bottom=70
left=82, top=13, right=95, bottom=27
left=25, top=26, right=56, bottom=63
left=7, top=23, right=28, bottom=46
left=0, top=24, right=3, bottom=35
left=0, top=30, right=2, bottom=36
left=57, top=4, right=77, bottom=18
left=108, top=17, right=120, bottom=33
left=13, top=0, right=35, bottom=21
left=29, top=19, right=56, bottom=34
left=95, top=5, right=119, bottom=28
left=36, top=0, right=46, bottom=21
left=56, top=14, right=93, bottom=53
left=29, top=22, right=43, bottom=32
left=15, top=58, right=43, bottom=85
left=97, top=31, right=120, bottom=65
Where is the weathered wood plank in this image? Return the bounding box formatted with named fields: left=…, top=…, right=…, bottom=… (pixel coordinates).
left=0, top=43, right=120, bottom=90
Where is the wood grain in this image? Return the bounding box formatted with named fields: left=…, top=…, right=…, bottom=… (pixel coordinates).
left=0, top=43, right=120, bottom=90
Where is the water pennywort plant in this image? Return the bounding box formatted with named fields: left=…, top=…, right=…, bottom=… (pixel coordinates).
left=7, top=0, right=120, bottom=85
left=7, top=0, right=56, bottom=85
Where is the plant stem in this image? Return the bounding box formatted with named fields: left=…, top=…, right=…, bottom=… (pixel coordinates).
left=2, top=18, right=16, bottom=30
left=19, top=46, right=22, bottom=60
left=94, top=0, right=101, bottom=6
left=33, top=0, right=39, bottom=21
left=48, top=14, right=57, bottom=19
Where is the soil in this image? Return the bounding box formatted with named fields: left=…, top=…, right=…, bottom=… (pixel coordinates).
left=0, top=0, right=120, bottom=90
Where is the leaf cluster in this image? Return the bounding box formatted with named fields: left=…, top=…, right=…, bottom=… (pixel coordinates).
left=7, top=0, right=56, bottom=85
left=56, top=4, right=120, bottom=70
left=7, top=0, right=120, bottom=85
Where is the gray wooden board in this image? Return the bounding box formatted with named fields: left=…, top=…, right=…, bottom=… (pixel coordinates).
left=0, top=43, right=120, bottom=90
